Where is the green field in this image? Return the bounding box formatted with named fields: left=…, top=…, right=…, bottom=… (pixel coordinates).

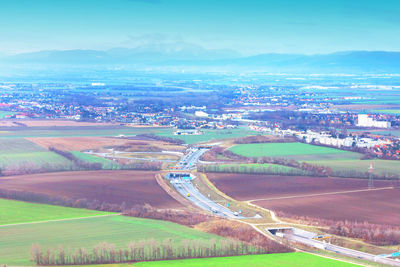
left=156, top=127, right=259, bottom=144
left=0, top=111, right=15, bottom=119
left=132, top=253, right=358, bottom=267
left=207, top=163, right=311, bottom=176
left=0, top=138, right=74, bottom=172
left=0, top=198, right=111, bottom=225
left=229, top=142, right=361, bottom=161
left=307, top=159, right=400, bottom=176
left=0, top=215, right=223, bottom=266
left=72, top=150, right=118, bottom=169
left=0, top=138, right=47, bottom=153
left=0, top=151, right=73, bottom=169
left=372, top=109, right=400, bottom=115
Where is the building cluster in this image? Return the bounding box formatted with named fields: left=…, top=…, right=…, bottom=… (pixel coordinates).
left=356, top=114, right=391, bottom=128
left=249, top=124, right=398, bottom=159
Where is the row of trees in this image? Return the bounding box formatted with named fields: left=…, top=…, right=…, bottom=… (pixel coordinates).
left=31, top=238, right=269, bottom=265
left=123, top=204, right=211, bottom=226
left=198, top=164, right=310, bottom=176
left=201, top=146, right=399, bottom=179
left=49, top=147, right=104, bottom=170
left=136, top=134, right=185, bottom=145
left=0, top=161, right=79, bottom=176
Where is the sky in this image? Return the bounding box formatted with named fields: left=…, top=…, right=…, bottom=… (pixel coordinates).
left=0, top=0, right=400, bottom=55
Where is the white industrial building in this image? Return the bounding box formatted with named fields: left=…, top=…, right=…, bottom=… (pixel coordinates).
left=357, top=114, right=391, bottom=128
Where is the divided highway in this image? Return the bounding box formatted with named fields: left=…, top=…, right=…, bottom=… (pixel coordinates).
left=279, top=230, right=400, bottom=266
left=168, top=146, right=245, bottom=219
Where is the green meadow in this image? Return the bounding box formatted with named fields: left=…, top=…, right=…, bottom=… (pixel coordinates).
left=0, top=138, right=74, bottom=171
left=0, top=215, right=223, bottom=266
left=133, top=253, right=359, bottom=267
left=229, top=142, right=361, bottom=161
left=0, top=198, right=110, bottom=225
left=306, top=159, right=400, bottom=176
left=72, top=150, right=118, bottom=168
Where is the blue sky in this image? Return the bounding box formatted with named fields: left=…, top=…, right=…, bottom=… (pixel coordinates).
left=1, top=0, right=399, bottom=55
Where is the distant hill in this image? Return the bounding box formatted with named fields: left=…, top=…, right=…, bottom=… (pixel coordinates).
left=1, top=49, right=400, bottom=74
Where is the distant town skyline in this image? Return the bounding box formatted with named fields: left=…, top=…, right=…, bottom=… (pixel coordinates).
left=1, top=0, right=400, bottom=55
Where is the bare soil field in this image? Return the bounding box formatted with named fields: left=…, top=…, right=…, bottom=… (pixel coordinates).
left=27, top=136, right=136, bottom=151
left=256, top=188, right=400, bottom=225
left=207, top=173, right=393, bottom=201
left=27, top=137, right=185, bottom=152
left=0, top=170, right=183, bottom=209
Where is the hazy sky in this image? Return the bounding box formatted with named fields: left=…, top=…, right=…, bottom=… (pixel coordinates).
left=1, top=0, right=400, bottom=55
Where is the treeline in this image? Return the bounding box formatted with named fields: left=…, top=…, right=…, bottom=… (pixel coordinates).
left=198, top=164, right=310, bottom=176
left=276, top=211, right=400, bottom=246
left=201, top=146, right=247, bottom=162
left=0, top=161, right=79, bottom=176
left=136, top=134, right=185, bottom=145
left=330, top=221, right=400, bottom=246
left=0, top=188, right=201, bottom=224
left=201, top=219, right=292, bottom=254
left=123, top=204, right=211, bottom=226
left=31, top=238, right=269, bottom=265
left=49, top=147, right=103, bottom=170
left=202, top=146, right=399, bottom=180
left=0, top=188, right=126, bottom=212
left=201, top=147, right=332, bottom=177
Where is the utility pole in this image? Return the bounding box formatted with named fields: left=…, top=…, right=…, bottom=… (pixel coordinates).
left=368, top=162, right=374, bottom=189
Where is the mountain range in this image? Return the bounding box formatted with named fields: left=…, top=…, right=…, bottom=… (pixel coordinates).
left=1, top=46, right=400, bottom=74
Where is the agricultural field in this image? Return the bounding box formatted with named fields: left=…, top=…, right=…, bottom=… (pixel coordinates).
left=0, top=198, right=111, bottom=225
left=133, top=253, right=358, bottom=267
left=0, top=126, right=166, bottom=138
left=206, top=173, right=393, bottom=201
left=0, top=111, right=15, bottom=119
left=0, top=170, right=183, bottom=209
left=307, top=159, right=400, bottom=176
left=257, top=188, right=400, bottom=226
left=156, top=127, right=259, bottom=144
left=71, top=151, right=118, bottom=168
left=371, top=109, right=400, bottom=115
left=0, top=215, right=222, bottom=266
left=27, top=136, right=185, bottom=152
left=0, top=138, right=74, bottom=174
left=228, top=142, right=362, bottom=161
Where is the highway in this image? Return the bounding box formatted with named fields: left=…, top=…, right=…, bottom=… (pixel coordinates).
left=282, top=231, right=400, bottom=266
left=169, top=146, right=245, bottom=218
left=170, top=178, right=245, bottom=219
left=176, top=148, right=208, bottom=170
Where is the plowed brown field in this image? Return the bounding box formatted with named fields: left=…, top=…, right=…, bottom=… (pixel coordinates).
left=255, top=188, right=400, bottom=225
left=0, top=170, right=182, bottom=209
left=207, top=173, right=393, bottom=201
left=207, top=173, right=398, bottom=225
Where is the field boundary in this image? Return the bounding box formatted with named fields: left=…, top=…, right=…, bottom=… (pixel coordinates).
left=248, top=186, right=394, bottom=203
left=0, top=213, right=119, bottom=228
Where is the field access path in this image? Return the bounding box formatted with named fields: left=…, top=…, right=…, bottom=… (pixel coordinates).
left=0, top=213, right=120, bottom=228
left=246, top=186, right=394, bottom=203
